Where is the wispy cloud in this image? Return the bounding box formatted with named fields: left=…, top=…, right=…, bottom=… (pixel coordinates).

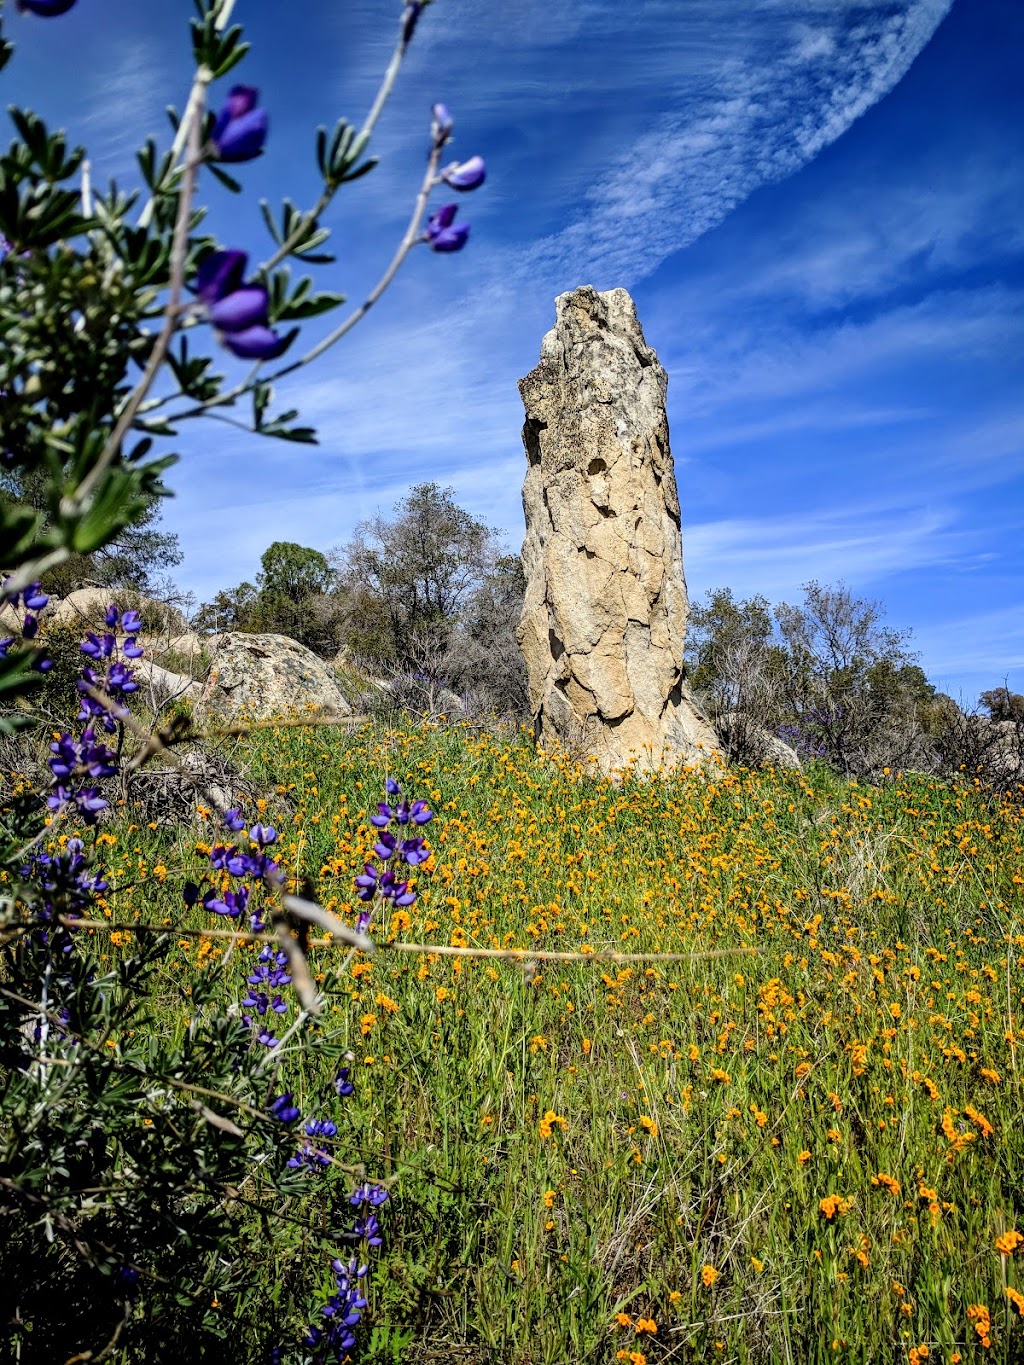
left=80, top=37, right=169, bottom=176
left=511, top=0, right=954, bottom=289
left=684, top=502, right=965, bottom=604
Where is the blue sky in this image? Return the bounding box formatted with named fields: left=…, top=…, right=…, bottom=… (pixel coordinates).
left=6, top=0, right=1023, bottom=706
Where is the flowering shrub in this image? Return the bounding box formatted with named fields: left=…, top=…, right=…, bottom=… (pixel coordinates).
left=0, top=0, right=469, bottom=1357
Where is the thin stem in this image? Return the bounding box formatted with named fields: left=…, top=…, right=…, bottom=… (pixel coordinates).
left=59, top=919, right=756, bottom=965
left=68, top=96, right=206, bottom=515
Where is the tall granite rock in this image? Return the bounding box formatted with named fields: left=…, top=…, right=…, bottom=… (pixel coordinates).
left=516, top=286, right=720, bottom=776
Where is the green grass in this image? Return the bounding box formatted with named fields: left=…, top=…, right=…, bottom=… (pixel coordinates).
left=66, top=717, right=1024, bottom=1363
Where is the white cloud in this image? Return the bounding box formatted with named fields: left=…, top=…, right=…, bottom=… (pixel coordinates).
left=510, top=0, right=954, bottom=290
left=81, top=38, right=168, bottom=175
left=684, top=502, right=964, bottom=604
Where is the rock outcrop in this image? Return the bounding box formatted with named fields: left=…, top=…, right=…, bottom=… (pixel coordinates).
left=516, top=286, right=721, bottom=776
left=197, top=633, right=354, bottom=720
left=48, top=587, right=188, bottom=636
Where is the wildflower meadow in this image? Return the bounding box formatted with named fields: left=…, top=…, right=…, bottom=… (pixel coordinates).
left=1, top=2, right=1023, bottom=1364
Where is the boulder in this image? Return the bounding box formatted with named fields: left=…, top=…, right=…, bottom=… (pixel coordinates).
left=516, top=285, right=721, bottom=776
left=48, top=587, right=188, bottom=636
left=197, top=633, right=354, bottom=720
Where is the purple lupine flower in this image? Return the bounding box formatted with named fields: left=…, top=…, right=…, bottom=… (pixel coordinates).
left=425, top=203, right=470, bottom=253
left=210, top=85, right=268, bottom=162
left=350, top=1182, right=389, bottom=1208
left=369, top=804, right=392, bottom=829
left=269, top=1093, right=300, bottom=1124
left=399, top=837, right=430, bottom=866
left=20, top=838, right=108, bottom=948
left=220, top=324, right=295, bottom=361
left=223, top=808, right=247, bottom=832
left=335, top=1067, right=355, bottom=1098
left=306, top=1118, right=338, bottom=1139
left=248, top=823, right=278, bottom=846
left=305, top=1258, right=368, bottom=1353
left=373, top=832, right=397, bottom=860
left=205, top=886, right=249, bottom=918
left=287, top=1140, right=331, bottom=1171
left=209, top=286, right=271, bottom=334
left=354, top=864, right=379, bottom=902
left=385, top=777, right=401, bottom=796
left=80, top=631, right=115, bottom=660
left=194, top=250, right=295, bottom=361
left=441, top=155, right=486, bottom=191
left=352, top=1212, right=383, bottom=1247
left=16, top=0, right=77, bottom=14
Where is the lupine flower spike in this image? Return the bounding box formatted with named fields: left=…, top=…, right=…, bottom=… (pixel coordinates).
left=194, top=250, right=295, bottom=360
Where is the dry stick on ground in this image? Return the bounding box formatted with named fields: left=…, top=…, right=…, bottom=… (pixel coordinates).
left=56, top=919, right=757, bottom=966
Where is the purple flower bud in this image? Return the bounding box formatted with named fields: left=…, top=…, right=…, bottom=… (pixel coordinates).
left=431, top=103, right=454, bottom=145
left=441, top=155, right=486, bottom=191
left=16, top=0, right=77, bottom=14
left=425, top=203, right=470, bottom=253
left=211, top=86, right=268, bottom=162
left=104, top=604, right=120, bottom=628
left=385, top=777, right=401, bottom=796
left=21, top=613, right=38, bottom=639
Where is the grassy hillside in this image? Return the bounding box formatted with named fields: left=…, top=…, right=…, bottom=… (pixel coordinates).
left=49, top=719, right=1024, bottom=1362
